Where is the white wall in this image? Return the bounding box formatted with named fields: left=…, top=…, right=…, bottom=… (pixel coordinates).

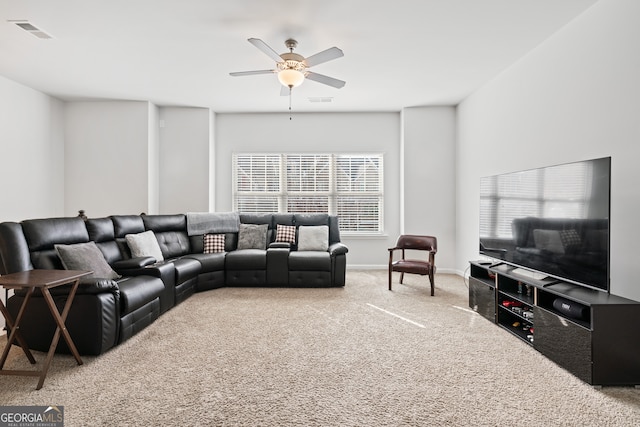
left=0, top=75, right=65, bottom=222
left=456, top=0, right=640, bottom=299
left=215, top=112, right=402, bottom=268
left=209, top=110, right=216, bottom=212
left=0, top=76, right=65, bottom=330
left=64, top=101, right=155, bottom=217
left=401, top=106, right=456, bottom=271
left=148, top=103, right=160, bottom=214
left=158, top=107, right=211, bottom=213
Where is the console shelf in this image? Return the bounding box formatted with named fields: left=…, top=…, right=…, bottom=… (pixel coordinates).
left=469, top=261, right=640, bottom=386
left=497, top=309, right=534, bottom=343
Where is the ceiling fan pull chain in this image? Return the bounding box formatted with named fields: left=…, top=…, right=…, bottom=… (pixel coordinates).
left=289, top=86, right=293, bottom=120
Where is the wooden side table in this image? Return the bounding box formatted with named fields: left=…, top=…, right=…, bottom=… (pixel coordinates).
left=0, top=269, right=92, bottom=389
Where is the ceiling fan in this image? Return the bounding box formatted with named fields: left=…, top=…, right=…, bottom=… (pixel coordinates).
left=229, top=38, right=346, bottom=93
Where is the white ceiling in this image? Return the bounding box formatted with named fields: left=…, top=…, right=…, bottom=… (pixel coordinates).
left=0, top=0, right=598, bottom=113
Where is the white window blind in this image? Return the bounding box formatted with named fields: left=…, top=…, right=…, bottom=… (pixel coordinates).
left=234, top=155, right=281, bottom=212
left=233, top=153, right=384, bottom=233
left=334, top=155, right=382, bottom=232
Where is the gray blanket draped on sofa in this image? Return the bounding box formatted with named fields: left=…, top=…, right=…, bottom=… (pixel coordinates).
left=186, top=212, right=240, bottom=236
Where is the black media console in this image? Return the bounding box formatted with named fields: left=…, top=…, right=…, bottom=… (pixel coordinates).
left=469, top=261, right=640, bottom=386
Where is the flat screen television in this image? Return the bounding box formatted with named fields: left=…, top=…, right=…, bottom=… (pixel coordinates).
left=479, top=157, right=610, bottom=292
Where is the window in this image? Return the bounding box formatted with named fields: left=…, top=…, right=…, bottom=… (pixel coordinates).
left=233, top=153, right=383, bottom=233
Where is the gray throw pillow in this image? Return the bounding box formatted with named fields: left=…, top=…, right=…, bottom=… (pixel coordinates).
left=532, top=229, right=565, bottom=254
left=55, top=241, right=121, bottom=279
left=297, top=225, right=329, bottom=251
left=125, top=230, right=164, bottom=261
left=237, top=223, right=268, bottom=250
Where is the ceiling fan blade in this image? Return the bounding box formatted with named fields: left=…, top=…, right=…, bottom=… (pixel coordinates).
left=303, top=47, right=344, bottom=67
left=229, top=69, right=276, bottom=76
left=248, top=38, right=283, bottom=63
left=305, top=71, right=346, bottom=89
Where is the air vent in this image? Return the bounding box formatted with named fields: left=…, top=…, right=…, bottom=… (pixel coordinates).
left=308, top=97, right=333, bottom=103
left=10, top=20, right=53, bottom=39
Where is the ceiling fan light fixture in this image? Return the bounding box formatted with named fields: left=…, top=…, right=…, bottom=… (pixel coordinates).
left=230, top=38, right=345, bottom=94
left=278, top=69, right=305, bottom=88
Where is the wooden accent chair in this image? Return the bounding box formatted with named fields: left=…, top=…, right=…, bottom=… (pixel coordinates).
left=388, top=235, right=438, bottom=295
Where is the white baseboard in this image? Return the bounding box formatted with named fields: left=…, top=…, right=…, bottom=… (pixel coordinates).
left=347, top=265, right=386, bottom=270
left=347, top=265, right=463, bottom=276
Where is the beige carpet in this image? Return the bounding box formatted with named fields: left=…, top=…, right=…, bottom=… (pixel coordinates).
left=1, top=270, right=640, bottom=426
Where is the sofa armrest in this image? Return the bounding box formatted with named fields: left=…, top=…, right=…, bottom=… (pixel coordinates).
left=16, top=277, right=120, bottom=297
left=112, top=256, right=156, bottom=270
left=114, top=261, right=175, bottom=281
left=76, top=278, right=120, bottom=295
left=329, top=242, right=349, bottom=256
left=269, top=242, right=291, bottom=249
left=267, top=247, right=290, bottom=285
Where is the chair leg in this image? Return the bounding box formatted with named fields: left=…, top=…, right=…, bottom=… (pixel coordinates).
left=429, top=271, right=435, bottom=296
left=388, top=269, right=392, bottom=290
left=400, top=272, right=404, bottom=284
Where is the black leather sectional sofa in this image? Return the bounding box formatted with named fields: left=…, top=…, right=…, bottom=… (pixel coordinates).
left=0, top=213, right=348, bottom=355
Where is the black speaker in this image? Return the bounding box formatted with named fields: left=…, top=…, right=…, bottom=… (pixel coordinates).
left=553, top=297, right=589, bottom=321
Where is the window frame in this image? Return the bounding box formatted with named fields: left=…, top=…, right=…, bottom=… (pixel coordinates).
left=232, top=152, right=384, bottom=235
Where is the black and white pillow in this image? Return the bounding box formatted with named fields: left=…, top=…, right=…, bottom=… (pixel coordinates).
left=275, top=224, right=296, bottom=244
left=203, top=234, right=226, bottom=253
left=559, top=229, right=582, bottom=253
